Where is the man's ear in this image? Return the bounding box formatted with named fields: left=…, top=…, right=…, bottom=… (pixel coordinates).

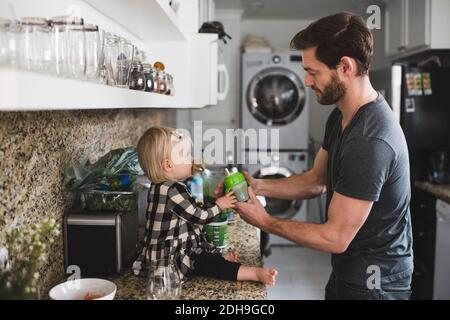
left=338, top=56, right=357, bottom=77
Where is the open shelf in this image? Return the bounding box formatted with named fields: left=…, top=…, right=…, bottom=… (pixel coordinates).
left=83, top=0, right=185, bottom=42
left=0, top=68, right=178, bottom=111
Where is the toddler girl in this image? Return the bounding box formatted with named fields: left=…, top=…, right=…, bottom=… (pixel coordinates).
left=133, top=126, right=277, bottom=285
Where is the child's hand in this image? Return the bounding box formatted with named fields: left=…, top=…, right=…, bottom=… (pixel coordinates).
left=216, top=191, right=237, bottom=210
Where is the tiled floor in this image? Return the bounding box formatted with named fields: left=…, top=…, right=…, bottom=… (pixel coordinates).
left=263, top=246, right=332, bottom=300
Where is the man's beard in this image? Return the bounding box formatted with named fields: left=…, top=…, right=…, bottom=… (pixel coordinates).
left=314, top=73, right=346, bottom=105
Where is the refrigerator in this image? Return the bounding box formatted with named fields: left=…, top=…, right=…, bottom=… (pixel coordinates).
left=372, top=64, right=450, bottom=300
left=371, top=64, right=450, bottom=182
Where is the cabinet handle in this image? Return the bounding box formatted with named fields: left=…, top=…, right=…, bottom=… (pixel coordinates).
left=397, top=46, right=406, bottom=52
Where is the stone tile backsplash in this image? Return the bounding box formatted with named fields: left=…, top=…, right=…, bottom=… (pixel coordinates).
left=0, top=108, right=175, bottom=295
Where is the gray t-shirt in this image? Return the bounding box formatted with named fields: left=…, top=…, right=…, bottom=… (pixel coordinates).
left=322, top=93, right=413, bottom=288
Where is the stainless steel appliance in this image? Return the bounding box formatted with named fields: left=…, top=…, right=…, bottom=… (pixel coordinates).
left=241, top=52, right=310, bottom=150
left=64, top=209, right=139, bottom=275
left=434, top=199, right=450, bottom=299
left=244, top=150, right=308, bottom=249
left=371, top=64, right=450, bottom=182
left=372, top=64, right=450, bottom=299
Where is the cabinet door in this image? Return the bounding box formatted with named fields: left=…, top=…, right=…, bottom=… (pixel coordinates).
left=405, top=0, right=430, bottom=51
left=385, top=0, right=406, bottom=56
left=191, top=13, right=240, bottom=126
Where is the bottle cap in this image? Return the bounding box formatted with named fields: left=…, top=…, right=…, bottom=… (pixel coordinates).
left=223, top=171, right=246, bottom=193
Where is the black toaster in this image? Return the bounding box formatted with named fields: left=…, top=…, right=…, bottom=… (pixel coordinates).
left=64, top=208, right=139, bottom=276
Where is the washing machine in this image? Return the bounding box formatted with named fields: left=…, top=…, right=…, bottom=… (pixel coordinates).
left=243, top=150, right=308, bottom=248
left=241, top=52, right=309, bottom=150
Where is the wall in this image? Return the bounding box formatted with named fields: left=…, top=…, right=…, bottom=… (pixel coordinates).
left=241, top=18, right=334, bottom=146
left=0, top=108, right=175, bottom=296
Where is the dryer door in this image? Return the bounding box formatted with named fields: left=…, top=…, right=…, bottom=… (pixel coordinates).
left=254, top=166, right=303, bottom=220
left=247, top=67, right=307, bottom=126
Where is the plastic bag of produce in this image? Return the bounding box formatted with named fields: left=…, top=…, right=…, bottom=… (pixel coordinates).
left=64, top=147, right=143, bottom=191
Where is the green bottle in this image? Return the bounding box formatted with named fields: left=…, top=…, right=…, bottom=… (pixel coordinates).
left=223, top=168, right=249, bottom=202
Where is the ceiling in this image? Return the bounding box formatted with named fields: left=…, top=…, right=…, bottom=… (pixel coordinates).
left=215, top=0, right=385, bottom=20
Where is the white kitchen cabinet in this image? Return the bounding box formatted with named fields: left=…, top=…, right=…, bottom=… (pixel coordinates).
left=0, top=0, right=219, bottom=111
left=385, top=0, right=450, bottom=58
left=189, top=9, right=243, bottom=130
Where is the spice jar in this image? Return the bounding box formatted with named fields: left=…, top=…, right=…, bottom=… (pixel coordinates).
left=143, top=63, right=155, bottom=92
left=155, top=70, right=167, bottom=94
left=166, top=74, right=174, bottom=96
left=116, top=37, right=133, bottom=87
left=129, top=62, right=145, bottom=91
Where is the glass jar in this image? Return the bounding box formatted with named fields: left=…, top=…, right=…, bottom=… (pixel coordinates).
left=166, top=74, right=174, bottom=96
left=129, top=62, right=145, bottom=91
left=143, top=63, right=155, bottom=92
left=155, top=70, right=167, bottom=94
left=67, top=22, right=86, bottom=79
left=147, top=259, right=182, bottom=300
left=103, top=32, right=119, bottom=86
left=0, top=18, right=10, bottom=65
left=18, top=17, right=52, bottom=72
left=50, top=16, right=84, bottom=77
left=83, top=24, right=100, bottom=81
left=116, top=37, right=133, bottom=87
left=5, top=20, right=20, bottom=66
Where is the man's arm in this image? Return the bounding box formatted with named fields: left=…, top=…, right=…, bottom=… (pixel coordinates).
left=236, top=188, right=372, bottom=254
left=246, top=147, right=328, bottom=200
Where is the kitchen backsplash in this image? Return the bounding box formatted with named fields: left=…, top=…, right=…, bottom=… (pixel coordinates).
left=0, top=108, right=175, bottom=295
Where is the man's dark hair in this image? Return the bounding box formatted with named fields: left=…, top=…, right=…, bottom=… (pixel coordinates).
left=290, top=12, right=373, bottom=76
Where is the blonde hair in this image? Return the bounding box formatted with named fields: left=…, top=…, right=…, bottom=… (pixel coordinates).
left=137, top=126, right=179, bottom=183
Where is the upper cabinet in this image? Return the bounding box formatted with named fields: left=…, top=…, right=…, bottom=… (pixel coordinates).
left=385, top=0, right=450, bottom=57
left=0, top=0, right=220, bottom=111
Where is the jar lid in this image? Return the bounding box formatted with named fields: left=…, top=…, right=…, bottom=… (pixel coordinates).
left=153, top=61, right=165, bottom=71
left=104, top=32, right=120, bottom=44
left=20, top=17, right=50, bottom=26
left=223, top=171, right=247, bottom=191
left=0, top=18, right=11, bottom=28
left=131, top=62, right=143, bottom=69
left=51, top=15, right=84, bottom=25
left=83, top=23, right=98, bottom=31
left=142, top=63, right=153, bottom=72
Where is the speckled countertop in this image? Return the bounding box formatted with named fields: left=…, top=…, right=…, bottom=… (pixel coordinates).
left=414, top=181, right=450, bottom=203
left=109, top=216, right=267, bottom=300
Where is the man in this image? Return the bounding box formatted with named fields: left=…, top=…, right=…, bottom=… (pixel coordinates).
left=230, top=12, right=413, bottom=300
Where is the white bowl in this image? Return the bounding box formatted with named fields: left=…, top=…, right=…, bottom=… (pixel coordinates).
left=49, top=278, right=117, bottom=300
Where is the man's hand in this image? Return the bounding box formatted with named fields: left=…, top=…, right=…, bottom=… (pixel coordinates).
left=235, top=187, right=272, bottom=229
left=242, top=171, right=260, bottom=194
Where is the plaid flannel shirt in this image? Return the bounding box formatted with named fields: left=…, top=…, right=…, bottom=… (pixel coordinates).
left=132, top=180, right=221, bottom=278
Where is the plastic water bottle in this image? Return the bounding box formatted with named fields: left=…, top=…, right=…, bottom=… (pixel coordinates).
left=190, top=173, right=204, bottom=205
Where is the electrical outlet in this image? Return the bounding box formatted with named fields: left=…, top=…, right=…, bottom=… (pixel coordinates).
left=0, top=246, right=9, bottom=269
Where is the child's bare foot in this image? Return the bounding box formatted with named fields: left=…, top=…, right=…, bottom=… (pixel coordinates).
left=257, top=268, right=278, bottom=286
left=222, top=250, right=239, bottom=262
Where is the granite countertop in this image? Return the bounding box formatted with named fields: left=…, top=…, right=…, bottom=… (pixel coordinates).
left=109, top=216, right=267, bottom=300
left=414, top=181, right=450, bottom=203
